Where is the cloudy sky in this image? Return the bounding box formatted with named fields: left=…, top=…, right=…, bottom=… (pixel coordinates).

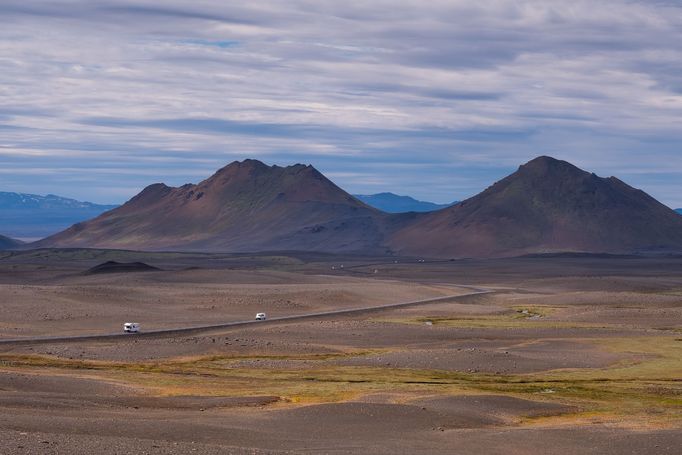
left=1, top=0, right=681, bottom=207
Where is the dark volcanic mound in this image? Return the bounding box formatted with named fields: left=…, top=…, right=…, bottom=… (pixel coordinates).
left=389, top=156, right=682, bottom=258
left=37, top=159, right=391, bottom=254
left=84, top=261, right=161, bottom=275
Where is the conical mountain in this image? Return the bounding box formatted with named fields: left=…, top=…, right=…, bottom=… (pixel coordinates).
left=37, top=160, right=389, bottom=253
left=389, top=156, right=682, bottom=257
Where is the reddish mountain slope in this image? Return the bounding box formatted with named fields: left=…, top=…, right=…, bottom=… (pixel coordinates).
left=35, top=156, right=682, bottom=257
left=389, top=156, right=682, bottom=257
left=37, top=160, right=390, bottom=253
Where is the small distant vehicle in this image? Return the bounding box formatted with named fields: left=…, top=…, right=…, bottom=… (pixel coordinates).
left=255, top=313, right=267, bottom=321
left=123, top=322, right=140, bottom=333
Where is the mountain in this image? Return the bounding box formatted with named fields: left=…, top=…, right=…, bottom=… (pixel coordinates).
left=36, top=160, right=392, bottom=253
left=33, top=156, right=682, bottom=257
left=0, top=234, right=23, bottom=250
left=353, top=193, right=456, bottom=213
left=389, top=156, right=682, bottom=258
left=676, top=209, right=682, bottom=215
left=0, top=192, right=118, bottom=238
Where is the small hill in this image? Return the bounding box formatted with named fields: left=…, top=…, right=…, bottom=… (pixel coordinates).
left=37, top=160, right=391, bottom=254
left=84, top=261, right=161, bottom=275
left=0, top=234, right=23, bottom=250
left=0, top=192, right=117, bottom=238
left=354, top=193, right=456, bottom=213
left=389, top=156, right=682, bottom=258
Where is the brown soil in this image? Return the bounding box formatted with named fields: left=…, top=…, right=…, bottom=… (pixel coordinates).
left=0, top=252, right=680, bottom=453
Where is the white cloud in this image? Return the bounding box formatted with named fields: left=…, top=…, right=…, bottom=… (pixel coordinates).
left=0, top=0, right=681, bottom=206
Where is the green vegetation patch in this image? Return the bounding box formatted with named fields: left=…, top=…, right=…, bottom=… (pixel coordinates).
left=1, top=336, right=681, bottom=424
left=406, top=315, right=611, bottom=330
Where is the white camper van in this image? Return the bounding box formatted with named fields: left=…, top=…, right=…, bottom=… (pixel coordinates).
left=123, top=322, right=140, bottom=333
left=255, top=313, right=267, bottom=321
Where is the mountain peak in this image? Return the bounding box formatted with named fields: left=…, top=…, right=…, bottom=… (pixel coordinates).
left=213, top=159, right=269, bottom=175
left=211, top=159, right=322, bottom=179
left=200, top=160, right=335, bottom=196
left=519, top=156, right=585, bottom=176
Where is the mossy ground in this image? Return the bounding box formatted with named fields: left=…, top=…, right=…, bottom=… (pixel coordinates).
left=2, top=335, right=680, bottom=426
left=393, top=310, right=614, bottom=330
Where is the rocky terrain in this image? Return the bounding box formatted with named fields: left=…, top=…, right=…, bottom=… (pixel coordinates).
left=0, top=251, right=680, bottom=454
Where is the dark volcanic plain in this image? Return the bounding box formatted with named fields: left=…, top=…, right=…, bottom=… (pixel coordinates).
left=0, top=249, right=680, bottom=454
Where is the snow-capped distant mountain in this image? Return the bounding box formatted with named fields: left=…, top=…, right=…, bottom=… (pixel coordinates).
left=0, top=192, right=118, bottom=238
left=0, top=192, right=113, bottom=209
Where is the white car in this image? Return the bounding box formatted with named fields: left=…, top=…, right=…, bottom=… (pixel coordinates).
left=123, top=322, right=140, bottom=333
left=255, top=313, right=267, bottom=321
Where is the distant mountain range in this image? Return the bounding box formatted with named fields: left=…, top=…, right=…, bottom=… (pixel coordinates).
left=0, top=190, right=452, bottom=239
left=0, top=234, right=23, bottom=250
left=353, top=193, right=456, bottom=213
left=4, top=186, right=678, bottom=242
left=0, top=192, right=117, bottom=238
left=34, top=156, right=682, bottom=257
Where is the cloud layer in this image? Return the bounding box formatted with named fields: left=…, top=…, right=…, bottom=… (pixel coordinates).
left=1, top=0, right=681, bottom=206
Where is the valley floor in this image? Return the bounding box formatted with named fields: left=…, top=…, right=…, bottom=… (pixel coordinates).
left=0, top=250, right=680, bottom=454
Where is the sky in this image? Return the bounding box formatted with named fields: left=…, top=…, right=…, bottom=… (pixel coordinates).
left=1, top=0, right=681, bottom=207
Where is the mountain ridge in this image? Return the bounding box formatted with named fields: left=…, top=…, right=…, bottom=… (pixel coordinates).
left=32, top=156, right=682, bottom=257
left=353, top=192, right=457, bottom=213
left=0, top=192, right=117, bottom=238
left=36, top=160, right=392, bottom=254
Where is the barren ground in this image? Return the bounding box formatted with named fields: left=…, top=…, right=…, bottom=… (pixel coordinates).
left=0, top=250, right=680, bottom=454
